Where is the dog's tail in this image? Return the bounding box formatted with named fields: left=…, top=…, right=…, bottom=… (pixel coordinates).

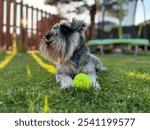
left=90, top=54, right=107, bottom=72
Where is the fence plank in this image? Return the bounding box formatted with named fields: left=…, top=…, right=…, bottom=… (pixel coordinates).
left=6, top=0, right=11, bottom=50
left=13, top=0, right=17, bottom=46
left=31, top=6, right=34, bottom=49
left=20, top=1, right=23, bottom=47
left=36, top=8, right=39, bottom=50
left=0, top=0, right=4, bottom=47
left=41, top=10, right=43, bottom=36
left=25, top=4, right=28, bottom=49
left=13, top=0, right=17, bottom=33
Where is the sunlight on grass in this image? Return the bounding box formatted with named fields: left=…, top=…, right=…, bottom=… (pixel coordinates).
left=0, top=43, right=16, bottom=69
left=30, top=53, right=56, bottom=74
left=125, top=72, right=150, bottom=80
left=26, top=65, right=32, bottom=78
left=28, top=101, right=34, bottom=113
left=28, top=96, right=51, bottom=113
left=43, top=95, right=49, bottom=113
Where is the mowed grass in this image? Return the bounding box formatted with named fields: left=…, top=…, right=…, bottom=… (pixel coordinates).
left=0, top=52, right=6, bottom=61
left=0, top=52, right=150, bottom=112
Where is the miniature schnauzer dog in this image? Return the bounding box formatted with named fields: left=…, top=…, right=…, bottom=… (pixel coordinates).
left=40, top=18, right=107, bottom=90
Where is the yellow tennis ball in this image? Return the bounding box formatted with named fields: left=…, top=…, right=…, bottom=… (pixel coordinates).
left=73, top=73, right=92, bottom=89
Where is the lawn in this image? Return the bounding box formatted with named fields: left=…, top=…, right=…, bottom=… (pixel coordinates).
left=0, top=52, right=150, bottom=112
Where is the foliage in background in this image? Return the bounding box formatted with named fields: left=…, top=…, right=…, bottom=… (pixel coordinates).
left=45, top=0, right=127, bottom=39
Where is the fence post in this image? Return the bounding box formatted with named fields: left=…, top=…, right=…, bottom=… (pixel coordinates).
left=6, top=0, right=11, bottom=50
left=20, top=0, right=23, bottom=48
left=36, top=8, right=39, bottom=50
left=25, top=4, right=28, bottom=50
left=13, top=0, right=17, bottom=48
left=45, top=12, right=49, bottom=32
left=41, top=10, right=43, bottom=35
left=45, top=11, right=47, bottom=31
left=18, top=0, right=26, bottom=52
left=48, top=13, right=53, bottom=30
left=0, top=0, right=3, bottom=47
left=31, top=6, right=34, bottom=49
left=13, top=0, right=17, bottom=33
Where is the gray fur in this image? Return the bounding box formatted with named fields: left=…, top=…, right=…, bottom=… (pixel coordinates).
left=40, top=18, right=107, bottom=90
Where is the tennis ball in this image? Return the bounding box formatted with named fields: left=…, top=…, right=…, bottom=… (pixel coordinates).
left=73, top=73, right=92, bottom=89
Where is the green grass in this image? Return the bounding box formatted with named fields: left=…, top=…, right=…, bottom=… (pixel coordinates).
left=0, top=53, right=150, bottom=112
left=0, top=52, right=6, bottom=61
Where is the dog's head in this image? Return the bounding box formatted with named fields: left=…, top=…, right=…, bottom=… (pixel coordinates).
left=40, top=18, right=87, bottom=64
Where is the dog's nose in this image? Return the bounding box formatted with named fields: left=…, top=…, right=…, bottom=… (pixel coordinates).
left=45, top=32, right=52, bottom=40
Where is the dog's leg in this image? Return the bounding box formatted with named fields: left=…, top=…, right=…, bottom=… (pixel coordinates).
left=90, top=54, right=107, bottom=72
left=56, top=74, right=73, bottom=89
left=88, top=73, right=101, bottom=91
left=79, top=59, right=101, bottom=90
left=82, top=63, right=101, bottom=90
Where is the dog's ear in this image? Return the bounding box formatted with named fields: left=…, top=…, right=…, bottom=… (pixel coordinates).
left=71, top=18, right=87, bottom=32
left=60, top=24, right=75, bottom=34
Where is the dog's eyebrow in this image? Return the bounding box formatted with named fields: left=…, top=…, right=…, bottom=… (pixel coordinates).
left=53, top=24, right=59, bottom=29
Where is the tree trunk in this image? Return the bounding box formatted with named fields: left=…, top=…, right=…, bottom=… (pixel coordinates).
left=118, top=0, right=123, bottom=39
left=101, top=7, right=106, bottom=39
left=89, top=2, right=96, bottom=39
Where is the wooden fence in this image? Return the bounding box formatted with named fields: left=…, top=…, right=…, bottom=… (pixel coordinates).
left=0, top=0, right=62, bottom=51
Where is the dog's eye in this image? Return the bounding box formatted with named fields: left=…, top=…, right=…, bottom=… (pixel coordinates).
left=53, top=25, right=58, bottom=30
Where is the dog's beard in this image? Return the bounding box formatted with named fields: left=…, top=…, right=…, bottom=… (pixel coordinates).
left=40, top=36, right=78, bottom=64
left=40, top=38, right=65, bottom=64
left=40, top=32, right=80, bottom=64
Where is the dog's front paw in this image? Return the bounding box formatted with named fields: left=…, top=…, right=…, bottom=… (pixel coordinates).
left=60, top=79, right=73, bottom=89
left=93, top=81, right=101, bottom=91
left=99, top=67, right=107, bottom=72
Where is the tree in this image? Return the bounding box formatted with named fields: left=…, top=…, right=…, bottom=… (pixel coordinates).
left=44, top=0, right=98, bottom=39
left=141, top=0, right=147, bottom=52
left=99, top=0, right=121, bottom=38
left=99, top=0, right=129, bottom=38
